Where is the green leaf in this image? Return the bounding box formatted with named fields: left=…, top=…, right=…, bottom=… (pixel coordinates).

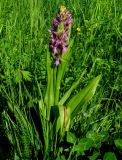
left=44, top=52, right=54, bottom=120
left=15, top=69, right=22, bottom=83
left=44, top=51, right=51, bottom=107
left=103, top=152, right=117, bottom=160
left=66, top=131, right=76, bottom=144
left=86, top=131, right=108, bottom=149
left=73, top=138, right=93, bottom=155
left=56, top=155, right=66, bottom=160
left=67, top=75, right=101, bottom=118
left=50, top=105, right=59, bottom=124
left=14, top=153, right=20, bottom=160
left=49, top=68, right=54, bottom=107
left=21, top=70, right=32, bottom=81
left=58, top=70, right=86, bottom=106
left=56, top=106, right=64, bottom=133
left=88, top=151, right=100, bottom=160
left=39, top=99, right=46, bottom=118
left=86, top=131, right=108, bottom=144
left=114, top=139, right=122, bottom=150
left=56, top=106, right=70, bottom=134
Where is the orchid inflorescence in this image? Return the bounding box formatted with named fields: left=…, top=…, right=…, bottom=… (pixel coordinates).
left=49, top=5, right=73, bottom=66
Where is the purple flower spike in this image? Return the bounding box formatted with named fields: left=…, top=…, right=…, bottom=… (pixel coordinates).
left=49, top=5, right=73, bottom=66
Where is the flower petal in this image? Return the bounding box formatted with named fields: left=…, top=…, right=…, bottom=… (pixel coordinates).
left=54, top=59, right=60, bottom=66
left=54, top=47, right=58, bottom=54
left=53, top=19, right=60, bottom=26
left=62, top=45, right=68, bottom=53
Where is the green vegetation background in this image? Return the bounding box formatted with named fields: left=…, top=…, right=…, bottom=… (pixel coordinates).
left=0, top=0, right=122, bottom=159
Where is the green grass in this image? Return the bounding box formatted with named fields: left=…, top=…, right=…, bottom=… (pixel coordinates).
left=0, top=0, right=122, bottom=159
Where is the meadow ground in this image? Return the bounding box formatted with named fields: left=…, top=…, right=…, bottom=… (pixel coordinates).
left=0, top=0, right=122, bottom=159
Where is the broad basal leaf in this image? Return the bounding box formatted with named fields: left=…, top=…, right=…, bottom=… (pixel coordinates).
left=67, top=75, right=101, bottom=118
left=56, top=106, right=70, bottom=134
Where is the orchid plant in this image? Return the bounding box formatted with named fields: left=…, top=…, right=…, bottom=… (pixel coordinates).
left=38, top=5, right=101, bottom=158
left=2, top=5, right=101, bottom=160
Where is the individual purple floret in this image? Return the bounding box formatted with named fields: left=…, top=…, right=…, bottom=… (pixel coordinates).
left=49, top=5, right=73, bottom=66
left=53, top=19, right=60, bottom=26
left=54, top=59, right=60, bottom=66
